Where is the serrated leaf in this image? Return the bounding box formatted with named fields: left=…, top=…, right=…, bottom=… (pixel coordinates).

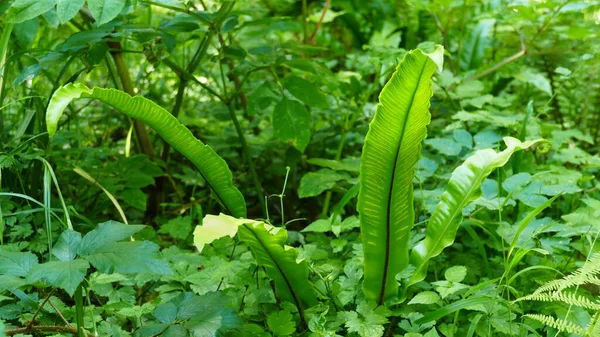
left=273, top=98, right=311, bottom=152
left=6, top=0, right=57, bottom=23
left=57, top=0, right=84, bottom=23
left=298, top=169, right=349, bottom=198
left=284, top=76, right=328, bottom=108
left=87, top=0, right=126, bottom=26
left=83, top=241, right=171, bottom=274
left=27, top=259, right=89, bottom=296
left=53, top=230, right=82, bottom=261
left=267, top=311, right=296, bottom=336
left=0, top=251, right=38, bottom=277
left=79, top=221, right=145, bottom=255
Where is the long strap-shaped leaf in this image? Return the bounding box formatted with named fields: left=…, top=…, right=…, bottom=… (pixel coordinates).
left=46, top=83, right=247, bottom=218
left=406, top=137, right=544, bottom=293
left=193, top=214, right=318, bottom=317
left=358, top=47, right=441, bottom=304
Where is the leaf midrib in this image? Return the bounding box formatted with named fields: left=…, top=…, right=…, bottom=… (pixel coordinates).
left=378, top=58, right=428, bottom=305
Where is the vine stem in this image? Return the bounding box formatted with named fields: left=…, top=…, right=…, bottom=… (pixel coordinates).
left=308, top=0, right=332, bottom=43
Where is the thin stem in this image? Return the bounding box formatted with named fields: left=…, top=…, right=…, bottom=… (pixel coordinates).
left=302, top=0, right=308, bottom=43
left=308, top=0, right=332, bottom=43
left=0, top=24, right=14, bottom=135
left=462, top=34, right=527, bottom=83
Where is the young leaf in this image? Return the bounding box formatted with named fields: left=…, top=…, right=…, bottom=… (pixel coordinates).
left=56, top=0, right=84, bottom=23
left=273, top=98, right=311, bottom=152
left=408, top=137, right=545, bottom=292
left=46, top=83, right=247, bottom=218
left=358, top=46, right=442, bottom=304
left=194, top=214, right=318, bottom=313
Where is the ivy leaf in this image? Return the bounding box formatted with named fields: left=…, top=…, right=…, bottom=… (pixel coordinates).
left=57, top=0, right=84, bottom=23
left=27, top=260, right=89, bottom=296
left=6, top=0, right=57, bottom=23
left=83, top=241, right=171, bottom=275
left=267, top=310, right=296, bottom=336
left=87, top=0, right=126, bottom=26
left=273, top=98, right=311, bottom=152
left=53, top=230, right=82, bottom=261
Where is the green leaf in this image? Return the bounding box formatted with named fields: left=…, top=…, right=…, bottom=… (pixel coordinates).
left=284, top=76, right=328, bottom=108
left=238, top=221, right=318, bottom=311
left=444, top=266, right=467, bottom=283
left=408, top=291, right=440, bottom=305
left=122, top=188, right=147, bottom=211
left=267, top=310, right=296, bottom=336
left=57, top=0, right=84, bottom=23
left=79, top=221, right=145, bottom=255
left=307, top=157, right=360, bottom=172
left=27, top=259, right=89, bottom=296
left=6, top=0, right=57, bottom=23
left=358, top=47, right=441, bottom=304
left=460, top=19, right=495, bottom=71
left=340, top=301, right=389, bottom=337
left=87, top=0, right=126, bottom=26
left=46, top=83, right=247, bottom=218
left=273, top=98, right=311, bottom=152
left=53, top=230, right=82, bottom=261
left=159, top=216, right=193, bottom=240
left=0, top=251, right=38, bottom=277
left=83, top=241, right=171, bottom=274
left=408, top=138, right=545, bottom=293
left=298, top=169, right=349, bottom=198
left=193, top=214, right=318, bottom=312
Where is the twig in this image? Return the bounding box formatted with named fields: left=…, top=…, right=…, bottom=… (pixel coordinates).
left=5, top=325, right=93, bottom=337
left=308, top=0, right=332, bottom=43
left=462, top=33, right=527, bottom=83
left=26, top=289, right=56, bottom=332
left=48, top=298, right=73, bottom=328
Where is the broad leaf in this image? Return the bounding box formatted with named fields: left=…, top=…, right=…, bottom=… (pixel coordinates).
left=53, top=230, right=82, bottom=261
left=79, top=221, right=145, bottom=255
left=273, top=98, right=311, bottom=152
left=358, top=46, right=442, bottom=304
left=6, top=0, right=57, bottom=23
left=298, top=169, right=349, bottom=198
left=408, top=137, right=545, bottom=293
left=284, top=76, right=328, bottom=108
left=27, top=259, right=89, bottom=296
left=46, top=83, right=247, bottom=218
left=0, top=251, right=38, bottom=277
left=87, top=0, right=126, bottom=26
left=194, top=214, right=318, bottom=312
left=83, top=241, right=171, bottom=275
left=57, top=0, right=84, bottom=23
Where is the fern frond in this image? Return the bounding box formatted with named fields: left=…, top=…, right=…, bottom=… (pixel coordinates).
left=517, top=291, right=600, bottom=310
left=523, top=314, right=587, bottom=335
left=585, top=312, right=600, bottom=336
left=533, top=253, right=600, bottom=294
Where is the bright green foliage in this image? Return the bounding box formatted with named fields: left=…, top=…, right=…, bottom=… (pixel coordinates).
left=193, top=214, right=318, bottom=313
left=273, top=98, right=311, bottom=152
left=407, top=138, right=544, bottom=290
left=358, top=46, right=442, bottom=304
left=46, top=83, right=247, bottom=218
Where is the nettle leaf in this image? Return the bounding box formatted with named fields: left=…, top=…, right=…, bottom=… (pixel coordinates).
left=298, top=169, right=350, bottom=198
left=6, top=0, right=57, bottom=23
left=0, top=251, right=39, bottom=277
left=284, top=75, right=329, bottom=108
left=53, top=230, right=82, bottom=261
left=56, top=0, right=84, bottom=23
left=27, top=259, right=89, bottom=296
left=267, top=310, right=296, bottom=336
left=273, top=98, right=311, bottom=152
left=87, top=0, right=126, bottom=26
